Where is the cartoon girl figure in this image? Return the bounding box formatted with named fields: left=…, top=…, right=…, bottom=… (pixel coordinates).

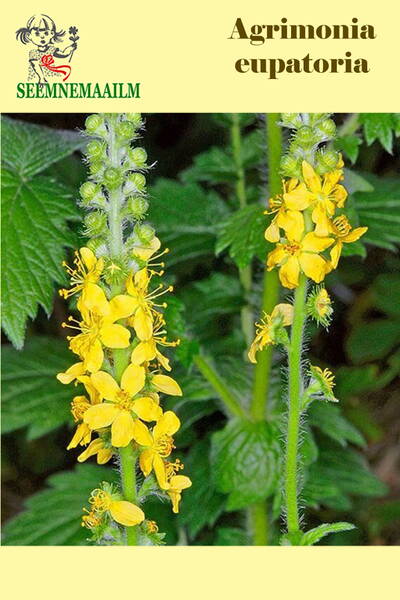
left=16, top=14, right=79, bottom=83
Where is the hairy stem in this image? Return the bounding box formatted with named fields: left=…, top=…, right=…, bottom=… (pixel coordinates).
left=119, top=445, right=138, bottom=545
left=248, top=502, right=269, bottom=546
left=194, top=354, right=247, bottom=419
left=285, top=273, right=308, bottom=537
left=231, top=113, right=254, bottom=347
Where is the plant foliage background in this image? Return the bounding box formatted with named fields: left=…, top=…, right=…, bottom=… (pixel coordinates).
left=1, top=113, right=400, bottom=545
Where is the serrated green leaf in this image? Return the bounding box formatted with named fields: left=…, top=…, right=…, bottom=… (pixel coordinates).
left=148, top=179, right=229, bottom=266
left=335, top=135, right=362, bottom=164
left=359, top=113, right=398, bottom=153
left=2, top=464, right=117, bottom=545
left=178, top=439, right=226, bottom=537
left=352, top=175, right=400, bottom=251
left=300, top=522, right=355, bottom=546
left=1, top=116, right=86, bottom=179
left=373, top=273, right=400, bottom=317
left=1, top=336, right=76, bottom=439
left=309, top=403, right=365, bottom=447
left=1, top=118, right=83, bottom=348
left=211, top=419, right=281, bottom=510
left=216, top=204, right=272, bottom=269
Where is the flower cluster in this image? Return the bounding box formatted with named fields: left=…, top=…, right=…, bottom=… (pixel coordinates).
left=56, top=114, right=191, bottom=543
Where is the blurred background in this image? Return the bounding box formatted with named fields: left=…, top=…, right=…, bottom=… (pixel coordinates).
left=2, top=113, right=399, bottom=545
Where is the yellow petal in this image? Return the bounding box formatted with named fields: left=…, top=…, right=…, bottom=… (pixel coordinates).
left=134, top=268, right=150, bottom=290
left=278, top=210, right=304, bottom=240
left=154, top=411, right=180, bottom=438
left=155, top=349, right=171, bottom=372
left=152, top=374, right=182, bottom=396
left=131, top=419, right=153, bottom=446
left=265, top=219, right=280, bottom=243
left=97, top=448, right=113, bottom=464
left=111, top=410, right=136, bottom=447
left=267, top=245, right=287, bottom=269
left=247, top=340, right=258, bottom=364
left=279, top=256, right=299, bottom=289
left=153, top=454, right=169, bottom=489
left=121, top=364, right=146, bottom=397
left=302, top=161, right=321, bottom=193
left=133, top=236, right=161, bottom=261
left=67, top=423, right=91, bottom=450
left=312, top=205, right=331, bottom=237
left=343, top=226, right=368, bottom=243
left=82, top=283, right=109, bottom=314
left=283, top=183, right=312, bottom=210
left=57, top=362, right=85, bottom=384
left=299, top=253, right=327, bottom=283
left=91, top=371, right=119, bottom=402
left=77, top=375, right=102, bottom=404
left=131, top=340, right=156, bottom=365
left=134, top=308, right=153, bottom=341
left=85, top=340, right=104, bottom=373
left=84, top=403, right=119, bottom=430
left=169, top=475, right=192, bottom=492
left=132, top=397, right=162, bottom=422
left=302, top=232, right=334, bottom=253
left=271, top=303, right=294, bottom=326
left=77, top=438, right=104, bottom=462
left=139, top=449, right=155, bottom=476
left=109, top=500, right=145, bottom=526
left=329, top=242, right=342, bottom=269
left=100, top=323, right=131, bottom=348
left=80, top=247, right=96, bottom=270
left=109, top=295, right=137, bottom=321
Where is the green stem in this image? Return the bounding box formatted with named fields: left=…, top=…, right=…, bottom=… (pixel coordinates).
left=194, top=354, right=247, bottom=419
left=231, top=113, right=253, bottom=347
left=107, top=114, right=124, bottom=257
left=119, top=444, right=138, bottom=546
left=248, top=502, right=269, bottom=546
left=285, top=273, right=308, bottom=536
left=250, top=114, right=282, bottom=421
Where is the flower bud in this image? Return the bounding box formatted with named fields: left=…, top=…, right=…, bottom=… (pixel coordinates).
left=86, top=140, right=106, bottom=161
left=296, top=126, right=315, bottom=147
left=127, top=147, right=148, bottom=169
left=280, top=113, right=303, bottom=129
left=116, top=120, right=136, bottom=140
left=309, top=113, right=331, bottom=126
left=86, top=237, right=108, bottom=256
left=89, top=160, right=103, bottom=176
left=80, top=181, right=97, bottom=202
left=84, top=211, right=108, bottom=237
left=280, top=155, right=301, bottom=179
left=315, top=150, right=340, bottom=174
left=127, top=196, right=149, bottom=220
left=135, top=223, right=155, bottom=244
left=85, top=114, right=105, bottom=135
left=103, top=167, right=123, bottom=190
left=124, top=172, right=146, bottom=194
left=125, top=113, right=142, bottom=129
left=317, top=118, right=336, bottom=139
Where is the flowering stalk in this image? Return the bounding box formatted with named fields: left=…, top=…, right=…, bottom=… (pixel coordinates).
left=248, top=113, right=367, bottom=544
left=57, top=113, right=191, bottom=546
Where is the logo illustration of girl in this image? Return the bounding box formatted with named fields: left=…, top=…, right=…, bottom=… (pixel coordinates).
left=16, top=14, right=79, bottom=83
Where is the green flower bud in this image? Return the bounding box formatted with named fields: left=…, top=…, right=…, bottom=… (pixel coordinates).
left=84, top=211, right=108, bottom=237
left=135, top=223, right=155, bottom=244
left=280, top=113, right=302, bottom=129
left=116, top=121, right=136, bottom=140
left=85, top=114, right=105, bottom=135
left=86, top=237, right=108, bottom=256
left=128, top=147, right=148, bottom=169
left=315, top=150, right=340, bottom=174
left=127, top=196, right=149, bottom=220
left=103, top=167, right=123, bottom=190
left=124, top=172, right=146, bottom=194
left=89, top=160, right=103, bottom=176
left=317, top=118, right=336, bottom=139
left=309, top=113, right=331, bottom=126
left=86, top=140, right=106, bottom=161
left=280, top=155, right=301, bottom=179
left=296, top=126, right=315, bottom=147
left=125, top=113, right=142, bottom=129
left=80, top=181, right=97, bottom=201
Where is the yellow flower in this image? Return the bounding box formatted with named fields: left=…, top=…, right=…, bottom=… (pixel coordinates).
left=151, top=373, right=183, bottom=396
left=84, top=365, right=161, bottom=447
left=306, top=286, right=333, bottom=328
left=284, top=161, right=348, bottom=236
left=59, top=247, right=106, bottom=312
left=133, top=236, right=161, bottom=261
left=248, top=303, right=294, bottom=363
left=267, top=231, right=334, bottom=289
left=328, top=215, right=368, bottom=268
left=126, top=269, right=173, bottom=341
left=167, top=475, right=192, bottom=513
left=130, top=312, right=180, bottom=371
left=139, top=411, right=181, bottom=489
left=77, top=437, right=114, bottom=464
left=145, top=520, right=159, bottom=534
left=67, top=396, right=92, bottom=449
left=309, top=365, right=337, bottom=402
left=64, top=295, right=135, bottom=373
left=265, top=179, right=306, bottom=242
left=88, top=488, right=144, bottom=527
